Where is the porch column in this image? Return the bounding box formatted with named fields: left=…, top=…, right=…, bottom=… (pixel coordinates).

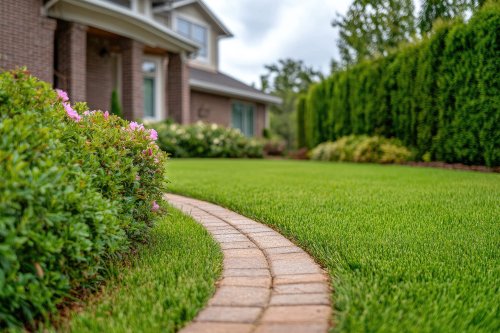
left=167, top=52, right=190, bottom=124
left=56, top=22, right=87, bottom=102
left=121, top=39, right=144, bottom=120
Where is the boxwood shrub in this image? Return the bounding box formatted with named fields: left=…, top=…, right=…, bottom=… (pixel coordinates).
left=151, top=121, right=263, bottom=158
left=310, top=135, right=413, bottom=164
left=0, top=70, right=167, bottom=330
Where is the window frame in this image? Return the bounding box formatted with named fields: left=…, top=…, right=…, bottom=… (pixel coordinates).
left=142, top=56, right=165, bottom=122
left=231, top=101, right=255, bottom=137
left=173, top=13, right=210, bottom=63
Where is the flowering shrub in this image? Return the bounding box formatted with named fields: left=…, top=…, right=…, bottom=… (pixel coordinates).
left=0, top=70, right=167, bottom=329
left=151, top=121, right=263, bottom=158
left=310, top=135, right=413, bottom=164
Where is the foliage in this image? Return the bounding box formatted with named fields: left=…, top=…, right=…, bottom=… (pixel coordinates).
left=419, top=0, right=487, bottom=33
left=260, top=59, right=323, bottom=149
left=168, top=159, right=500, bottom=333
left=59, top=207, right=222, bottom=333
left=332, top=0, right=416, bottom=65
left=0, top=70, right=167, bottom=330
left=310, top=135, right=412, bottom=164
left=110, top=90, right=123, bottom=118
left=300, top=3, right=500, bottom=166
left=151, top=121, right=263, bottom=158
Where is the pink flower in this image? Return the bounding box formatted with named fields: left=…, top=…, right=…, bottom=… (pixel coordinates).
left=154, top=157, right=159, bottom=164
left=104, top=111, right=109, bottom=119
left=151, top=201, right=160, bottom=212
left=56, top=89, right=69, bottom=102
left=63, top=102, right=81, bottom=122
left=149, top=129, right=158, bottom=141
left=129, top=121, right=145, bottom=131
left=135, top=175, right=141, bottom=181
left=142, top=148, right=153, bottom=156
left=83, top=110, right=91, bottom=116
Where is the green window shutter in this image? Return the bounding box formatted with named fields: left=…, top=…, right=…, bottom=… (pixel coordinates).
left=232, top=103, right=243, bottom=132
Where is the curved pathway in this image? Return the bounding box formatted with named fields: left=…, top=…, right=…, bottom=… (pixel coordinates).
left=165, top=194, right=331, bottom=333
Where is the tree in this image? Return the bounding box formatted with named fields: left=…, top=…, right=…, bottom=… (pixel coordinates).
left=419, top=0, right=487, bottom=33
left=332, top=0, right=416, bottom=65
left=260, top=59, right=323, bottom=148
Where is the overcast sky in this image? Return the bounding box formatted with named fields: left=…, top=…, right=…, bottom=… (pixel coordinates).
left=204, top=0, right=352, bottom=88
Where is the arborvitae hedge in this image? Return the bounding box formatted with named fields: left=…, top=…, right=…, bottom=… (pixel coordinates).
left=298, top=2, right=499, bottom=166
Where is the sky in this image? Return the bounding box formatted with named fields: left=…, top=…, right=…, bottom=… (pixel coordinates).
left=203, top=0, right=352, bottom=88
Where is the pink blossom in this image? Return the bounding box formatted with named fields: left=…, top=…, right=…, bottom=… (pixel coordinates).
left=63, top=102, right=81, bottom=122
left=154, top=157, right=159, bottom=164
left=104, top=111, right=109, bottom=119
left=151, top=201, right=160, bottom=212
left=83, top=110, right=91, bottom=116
left=135, top=175, right=141, bottom=181
left=129, top=121, right=145, bottom=131
left=149, top=129, right=158, bottom=141
left=56, top=89, right=69, bottom=102
left=142, top=148, right=153, bottom=156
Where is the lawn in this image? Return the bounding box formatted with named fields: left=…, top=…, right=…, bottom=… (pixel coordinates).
left=56, top=206, right=222, bottom=333
left=167, top=159, right=500, bottom=333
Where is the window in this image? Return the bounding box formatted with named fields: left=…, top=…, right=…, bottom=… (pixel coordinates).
left=105, top=0, right=131, bottom=8
left=232, top=102, right=254, bottom=136
left=143, top=60, right=156, bottom=118
left=176, top=17, right=208, bottom=59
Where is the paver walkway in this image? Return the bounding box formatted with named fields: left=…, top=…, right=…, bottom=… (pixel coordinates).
left=165, top=194, right=331, bottom=333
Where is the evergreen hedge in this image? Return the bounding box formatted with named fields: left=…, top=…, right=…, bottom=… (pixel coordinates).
left=298, top=2, right=499, bottom=166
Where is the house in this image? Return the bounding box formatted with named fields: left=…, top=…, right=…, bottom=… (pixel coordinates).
left=0, top=0, right=281, bottom=137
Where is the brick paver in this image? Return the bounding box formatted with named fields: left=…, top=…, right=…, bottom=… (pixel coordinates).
left=165, top=194, right=331, bottom=333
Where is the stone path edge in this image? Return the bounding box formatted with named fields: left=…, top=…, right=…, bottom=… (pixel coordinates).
left=165, top=193, right=332, bottom=333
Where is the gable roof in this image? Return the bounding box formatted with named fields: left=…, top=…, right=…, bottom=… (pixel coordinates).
left=189, top=67, right=282, bottom=105
left=153, top=0, right=232, bottom=37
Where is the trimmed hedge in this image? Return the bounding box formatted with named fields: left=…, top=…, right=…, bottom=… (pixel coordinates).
left=151, top=121, right=263, bottom=158
left=309, top=135, right=412, bottom=164
left=298, top=2, right=500, bottom=166
left=0, top=70, right=167, bottom=329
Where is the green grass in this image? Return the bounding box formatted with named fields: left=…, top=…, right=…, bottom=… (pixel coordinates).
left=167, top=159, right=500, bottom=333
left=57, top=206, right=222, bottom=333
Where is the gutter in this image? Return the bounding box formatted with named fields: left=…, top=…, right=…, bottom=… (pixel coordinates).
left=190, top=79, right=283, bottom=105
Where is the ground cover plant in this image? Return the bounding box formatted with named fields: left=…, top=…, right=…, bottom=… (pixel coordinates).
left=0, top=70, right=167, bottom=330
left=150, top=121, right=263, bottom=158
left=310, top=135, right=412, bottom=164
left=57, top=206, right=222, bottom=333
left=167, top=159, right=500, bottom=333
left=297, top=2, right=499, bottom=166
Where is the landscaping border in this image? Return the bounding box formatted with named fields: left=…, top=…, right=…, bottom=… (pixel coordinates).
left=165, top=194, right=332, bottom=333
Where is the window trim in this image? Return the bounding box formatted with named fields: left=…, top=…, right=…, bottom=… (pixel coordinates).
left=172, top=13, right=210, bottom=63
left=142, top=55, right=165, bottom=122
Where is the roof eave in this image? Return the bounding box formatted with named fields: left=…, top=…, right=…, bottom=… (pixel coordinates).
left=45, top=0, right=199, bottom=53
left=190, top=79, right=283, bottom=105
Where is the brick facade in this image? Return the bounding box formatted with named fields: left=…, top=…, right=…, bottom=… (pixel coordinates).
left=56, top=21, right=87, bottom=102
left=191, top=91, right=266, bottom=138
left=168, top=53, right=190, bottom=124
left=0, top=0, right=56, bottom=83
left=121, top=39, right=144, bottom=120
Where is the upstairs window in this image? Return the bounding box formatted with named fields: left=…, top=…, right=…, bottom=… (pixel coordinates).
left=105, top=0, right=131, bottom=8
left=176, top=17, right=208, bottom=59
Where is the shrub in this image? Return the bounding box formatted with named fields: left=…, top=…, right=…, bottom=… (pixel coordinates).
left=299, top=3, right=500, bottom=166
left=151, top=121, right=263, bottom=158
left=0, top=70, right=167, bottom=329
left=310, top=135, right=412, bottom=164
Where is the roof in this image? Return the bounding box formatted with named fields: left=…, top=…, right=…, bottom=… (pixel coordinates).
left=189, top=67, right=282, bottom=105
left=153, top=0, right=232, bottom=37
left=44, top=0, right=198, bottom=53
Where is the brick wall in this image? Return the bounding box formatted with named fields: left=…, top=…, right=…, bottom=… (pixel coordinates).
left=191, top=90, right=232, bottom=126
left=168, top=53, right=190, bottom=124
left=122, top=39, right=144, bottom=120
left=56, top=21, right=87, bottom=102
left=86, top=34, right=121, bottom=112
left=0, top=0, right=56, bottom=83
